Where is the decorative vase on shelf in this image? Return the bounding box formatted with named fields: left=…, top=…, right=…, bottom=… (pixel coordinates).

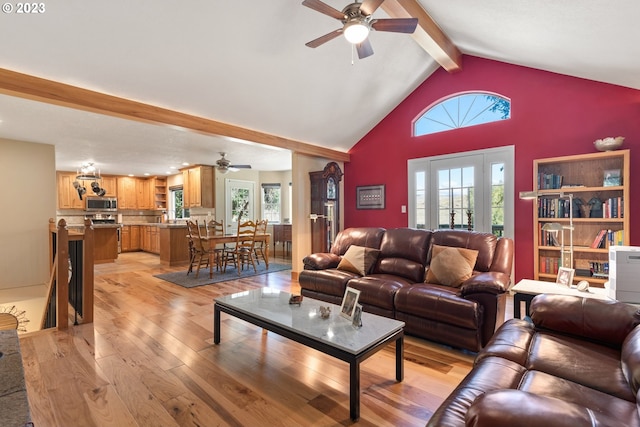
left=594, top=136, right=624, bottom=151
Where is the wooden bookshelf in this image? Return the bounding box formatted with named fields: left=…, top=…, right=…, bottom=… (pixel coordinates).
left=532, top=150, right=630, bottom=285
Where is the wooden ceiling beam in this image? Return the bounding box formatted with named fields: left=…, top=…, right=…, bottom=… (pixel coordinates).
left=381, top=0, right=462, bottom=72
left=0, top=68, right=351, bottom=162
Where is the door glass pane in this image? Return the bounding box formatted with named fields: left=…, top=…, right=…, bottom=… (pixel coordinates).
left=231, top=188, right=250, bottom=223
left=491, top=162, right=505, bottom=237
left=439, top=166, right=474, bottom=229
left=416, top=172, right=426, bottom=229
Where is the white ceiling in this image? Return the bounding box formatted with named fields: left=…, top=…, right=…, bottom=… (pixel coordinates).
left=1, top=1, right=639, bottom=177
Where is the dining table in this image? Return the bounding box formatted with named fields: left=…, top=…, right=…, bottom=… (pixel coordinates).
left=195, top=232, right=270, bottom=278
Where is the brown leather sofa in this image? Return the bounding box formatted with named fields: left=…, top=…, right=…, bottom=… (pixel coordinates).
left=299, top=227, right=514, bottom=352
left=428, top=294, right=640, bottom=427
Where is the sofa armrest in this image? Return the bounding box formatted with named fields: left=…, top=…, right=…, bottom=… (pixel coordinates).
left=530, top=294, right=640, bottom=347
left=466, top=390, right=628, bottom=427
left=460, top=272, right=510, bottom=296
left=302, top=253, right=341, bottom=270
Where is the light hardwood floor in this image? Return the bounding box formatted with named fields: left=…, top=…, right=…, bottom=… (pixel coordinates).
left=19, top=252, right=477, bottom=426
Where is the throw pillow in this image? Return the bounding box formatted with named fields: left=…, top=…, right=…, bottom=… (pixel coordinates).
left=337, top=245, right=380, bottom=276
left=426, top=244, right=479, bottom=287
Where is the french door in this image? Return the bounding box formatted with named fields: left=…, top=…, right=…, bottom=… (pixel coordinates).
left=408, top=146, right=514, bottom=238
left=225, top=179, right=255, bottom=233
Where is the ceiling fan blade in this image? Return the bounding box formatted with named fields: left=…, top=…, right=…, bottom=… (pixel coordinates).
left=371, top=18, right=419, bottom=33
left=301, top=0, right=345, bottom=20
left=305, top=29, right=343, bottom=48
left=356, top=38, right=374, bottom=59
left=359, top=0, right=384, bottom=16
left=229, top=165, right=251, bottom=169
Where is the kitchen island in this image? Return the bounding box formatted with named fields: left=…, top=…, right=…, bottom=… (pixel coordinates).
left=66, top=223, right=119, bottom=264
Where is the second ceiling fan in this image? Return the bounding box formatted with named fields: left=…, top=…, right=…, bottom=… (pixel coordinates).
left=215, top=152, right=251, bottom=174
left=303, top=0, right=418, bottom=59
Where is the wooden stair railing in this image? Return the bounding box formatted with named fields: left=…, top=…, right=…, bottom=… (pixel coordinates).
left=46, top=218, right=95, bottom=330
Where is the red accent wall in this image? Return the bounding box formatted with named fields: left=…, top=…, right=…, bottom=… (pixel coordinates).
left=344, top=55, right=640, bottom=281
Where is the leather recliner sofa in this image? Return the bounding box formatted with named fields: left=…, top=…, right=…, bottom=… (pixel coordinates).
left=428, top=294, right=640, bottom=427
left=299, top=227, right=514, bottom=352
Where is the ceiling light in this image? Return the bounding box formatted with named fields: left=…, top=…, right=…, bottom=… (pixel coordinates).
left=343, top=20, right=370, bottom=44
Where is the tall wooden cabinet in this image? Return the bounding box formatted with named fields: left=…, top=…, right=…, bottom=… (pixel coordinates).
left=182, top=166, right=214, bottom=208
left=532, top=150, right=630, bottom=285
left=57, top=172, right=84, bottom=209
left=310, top=162, right=342, bottom=253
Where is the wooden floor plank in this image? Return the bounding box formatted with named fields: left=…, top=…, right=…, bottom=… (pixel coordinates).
left=18, top=252, right=479, bottom=426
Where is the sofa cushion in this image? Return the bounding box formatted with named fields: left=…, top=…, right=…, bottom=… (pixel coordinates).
left=394, top=284, right=481, bottom=329
left=466, top=389, right=634, bottom=427
left=348, top=274, right=413, bottom=311
left=621, top=326, right=640, bottom=395
left=519, top=369, right=639, bottom=419
left=425, top=244, right=478, bottom=287
left=298, top=269, right=359, bottom=298
left=431, top=229, right=497, bottom=272
left=336, top=245, right=380, bottom=276
left=330, top=227, right=385, bottom=256
left=374, top=228, right=432, bottom=282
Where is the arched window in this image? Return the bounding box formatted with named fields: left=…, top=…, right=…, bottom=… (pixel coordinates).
left=413, top=92, right=511, bottom=137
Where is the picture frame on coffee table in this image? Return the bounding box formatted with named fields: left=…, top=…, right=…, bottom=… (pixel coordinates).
left=340, top=287, right=360, bottom=320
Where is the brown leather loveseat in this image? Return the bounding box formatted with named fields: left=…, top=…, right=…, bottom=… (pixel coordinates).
left=428, top=294, right=640, bottom=427
left=299, top=227, right=514, bottom=352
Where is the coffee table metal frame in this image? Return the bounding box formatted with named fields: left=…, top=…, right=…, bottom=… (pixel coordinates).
left=214, top=294, right=404, bottom=421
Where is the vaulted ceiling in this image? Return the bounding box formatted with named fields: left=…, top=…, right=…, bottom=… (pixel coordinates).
left=1, top=1, right=638, bottom=176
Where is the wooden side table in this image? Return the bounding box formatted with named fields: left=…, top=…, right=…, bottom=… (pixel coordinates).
left=511, top=279, right=613, bottom=319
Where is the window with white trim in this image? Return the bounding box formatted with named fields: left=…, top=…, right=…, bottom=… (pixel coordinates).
left=413, top=92, right=511, bottom=137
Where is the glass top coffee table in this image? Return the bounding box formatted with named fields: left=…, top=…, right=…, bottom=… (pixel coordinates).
left=214, top=288, right=405, bottom=421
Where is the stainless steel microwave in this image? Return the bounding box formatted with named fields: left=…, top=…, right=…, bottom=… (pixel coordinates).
left=86, top=197, right=117, bottom=212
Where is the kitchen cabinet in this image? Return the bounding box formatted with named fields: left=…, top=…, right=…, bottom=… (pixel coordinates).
left=93, top=226, right=119, bottom=263
left=57, top=172, right=84, bottom=209
left=141, top=225, right=160, bottom=254
left=101, top=176, right=117, bottom=197
left=117, top=177, right=156, bottom=210
left=183, top=166, right=214, bottom=208
left=120, top=225, right=141, bottom=252
left=153, top=177, right=167, bottom=210
left=117, top=177, right=138, bottom=209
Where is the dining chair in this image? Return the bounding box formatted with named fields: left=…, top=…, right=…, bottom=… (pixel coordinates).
left=186, top=220, right=209, bottom=278
left=223, top=220, right=258, bottom=275
left=206, top=219, right=225, bottom=272
left=253, top=219, right=268, bottom=266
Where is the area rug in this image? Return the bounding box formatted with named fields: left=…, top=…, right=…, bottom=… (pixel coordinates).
left=154, top=263, right=291, bottom=288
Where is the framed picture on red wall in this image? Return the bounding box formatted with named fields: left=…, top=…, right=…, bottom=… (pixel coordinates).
left=356, top=185, right=385, bottom=209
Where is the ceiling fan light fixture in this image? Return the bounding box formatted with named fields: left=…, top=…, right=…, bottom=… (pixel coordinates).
left=343, top=20, right=369, bottom=44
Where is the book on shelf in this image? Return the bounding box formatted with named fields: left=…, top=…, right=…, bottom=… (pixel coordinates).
left=603, top=197, right=623, bottom=218
left=539, top=256, right=560, bottom=274
left=538, top=173, right=563, bottom=189
left=590, top=229, right=625, bottom=249
left=538, top=197, right=571, bottom=218
left=590, top=229, right=608, bottom=249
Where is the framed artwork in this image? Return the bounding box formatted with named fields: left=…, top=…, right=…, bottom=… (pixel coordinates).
left=356, top=185, right=385, bottom=210
left=603, top=169, right=621, bottom=187
left=556, top=267, right=574, bottom=287
left=340, top=287, right=361, bottom=320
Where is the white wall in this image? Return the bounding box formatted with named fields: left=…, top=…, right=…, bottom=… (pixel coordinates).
left=0, top=139, right=56, bottom=289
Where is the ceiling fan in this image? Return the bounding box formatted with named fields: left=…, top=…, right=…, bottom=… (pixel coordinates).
left=302, top=0, right=418, bottom=59
left=215, top=152, right=251, bottom=174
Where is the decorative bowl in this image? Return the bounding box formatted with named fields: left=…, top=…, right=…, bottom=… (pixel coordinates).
left=594, top=136, right=624, bottom=151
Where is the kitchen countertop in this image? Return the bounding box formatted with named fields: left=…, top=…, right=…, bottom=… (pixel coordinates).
left=121, top=223, right=187, bottom=228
